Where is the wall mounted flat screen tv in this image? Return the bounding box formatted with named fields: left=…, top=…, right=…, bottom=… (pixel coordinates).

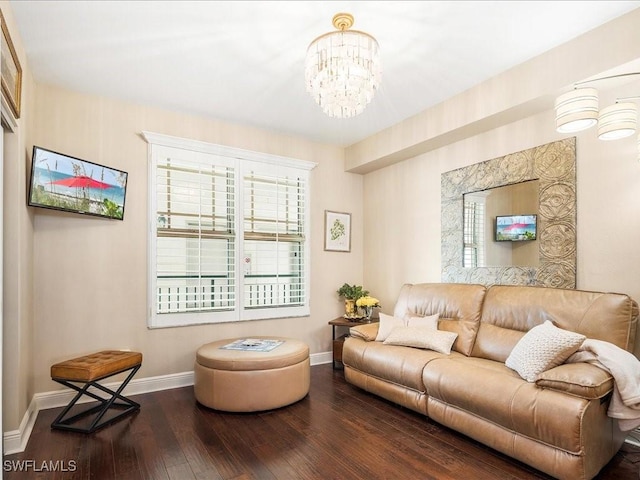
left=495, top=214, right=537, bottom=242
left=28, top=146, right=128, bottom=220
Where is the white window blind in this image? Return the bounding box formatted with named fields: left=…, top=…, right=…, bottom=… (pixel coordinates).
left=463, top=199, right=486, bottom=268
left=145, top=132, right=315, bottom=328
left=155, top=151, right=236, bottom=316
left=243, top=170, right=306, bottom=310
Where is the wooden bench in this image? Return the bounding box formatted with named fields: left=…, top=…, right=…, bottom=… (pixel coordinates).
left=50, top=350, right=142, bottom=433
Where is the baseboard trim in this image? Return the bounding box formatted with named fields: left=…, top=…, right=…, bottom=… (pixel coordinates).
left=4, top=351, right=333, bottom=455
left=310, top=351, right=332, bottom=366
left=3, top=398, right=39, bottom=456
left=34, top=370, right=196, bottom=412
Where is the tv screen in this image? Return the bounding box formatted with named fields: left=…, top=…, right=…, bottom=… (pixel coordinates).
left=495, top=214, right=537, bottom=242
left=28, top=146, right=128, bottom=220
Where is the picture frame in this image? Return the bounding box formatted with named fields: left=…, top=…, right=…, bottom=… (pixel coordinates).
left=0, top=9, right=22, bottom=119
left=324, top=210, right=351, bottom=252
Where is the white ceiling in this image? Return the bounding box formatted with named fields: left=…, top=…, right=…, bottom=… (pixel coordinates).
left=10, top=1, right=640, bottom=147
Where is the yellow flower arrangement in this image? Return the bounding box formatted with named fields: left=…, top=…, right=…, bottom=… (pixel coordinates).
left=356, top=296, right=380, bottom=308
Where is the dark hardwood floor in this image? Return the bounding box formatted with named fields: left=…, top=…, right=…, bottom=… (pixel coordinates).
left=4, top=364, right=640, bottom=479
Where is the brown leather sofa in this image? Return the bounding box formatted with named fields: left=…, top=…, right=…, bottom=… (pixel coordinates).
left=342, top=283, right=639, bottom=480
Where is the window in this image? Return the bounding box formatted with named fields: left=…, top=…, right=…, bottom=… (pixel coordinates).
left=144, top=132, right=316, bottom=328
left=463, top=194, right=486, bottom=268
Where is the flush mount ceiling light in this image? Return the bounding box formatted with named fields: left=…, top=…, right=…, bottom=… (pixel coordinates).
left=305, top=13, right=381, bottom=119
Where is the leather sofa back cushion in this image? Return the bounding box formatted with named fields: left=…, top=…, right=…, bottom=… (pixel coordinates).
left=504, top=320, right=586, bottom=382
left=472, top=285, right=639, bottom=362
left=393, top=283, right=487, bottom=356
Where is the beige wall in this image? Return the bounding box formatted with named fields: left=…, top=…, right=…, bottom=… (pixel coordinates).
left=29, top=84, right=363, bottom=398
left=363, top=78, right=640, bottom=355
left=1, top=1, right=36, bottom=434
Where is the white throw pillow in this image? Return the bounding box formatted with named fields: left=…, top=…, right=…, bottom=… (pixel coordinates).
left=383, top=326, right=458, bottom=355
left=406, top=313, right=439, bottom=330
left=505, top=320, right=586, bottom=382
left=375, top=312, right=405, bottom=342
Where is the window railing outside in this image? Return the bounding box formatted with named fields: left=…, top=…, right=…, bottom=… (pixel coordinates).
left=157, top=274, right=303, bottom=314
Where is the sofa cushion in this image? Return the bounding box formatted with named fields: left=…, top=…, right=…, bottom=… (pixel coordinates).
left=473, top=285, right=638, bottom=362
left=342, top=336, right=457, bottom=393
left=505, top=321, right=586, bottom=382
left=383, top=327, right=458, bottom=355
left=393, top=283, right=487, bottom=356
left=535, top=363, right=614, bottom=400
left=423, top=356, right=592, bottom=454
left=469, top=323, right=525, bottom=363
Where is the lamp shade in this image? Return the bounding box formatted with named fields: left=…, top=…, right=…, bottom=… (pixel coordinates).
left=305, top=13, right=381, bottom=118
left=555, top=88, right=599, bottom=133
left=598, top=102, right=638, bottom=140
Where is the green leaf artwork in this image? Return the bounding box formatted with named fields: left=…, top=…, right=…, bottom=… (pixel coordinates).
left=330, top=218, right=345, bottom=241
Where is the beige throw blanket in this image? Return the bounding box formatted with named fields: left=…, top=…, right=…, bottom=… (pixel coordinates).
left=567, top=338, right=640, bottom=431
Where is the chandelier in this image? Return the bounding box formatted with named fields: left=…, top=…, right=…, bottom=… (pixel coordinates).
left=305, top=13, right=381, bottom=119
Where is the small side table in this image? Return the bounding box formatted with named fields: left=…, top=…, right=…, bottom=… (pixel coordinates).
left=329, top=317, right=378, bottom=369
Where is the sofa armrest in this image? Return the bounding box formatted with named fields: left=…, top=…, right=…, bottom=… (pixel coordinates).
left=535, top=363, right=613, bottom=399
left=349, top=323, right=379, bottom=341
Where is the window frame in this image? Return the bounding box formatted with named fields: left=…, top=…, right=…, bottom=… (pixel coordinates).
left=143, top=132, right=316, bottom=328
left=463, top=192, right=488, bottom=268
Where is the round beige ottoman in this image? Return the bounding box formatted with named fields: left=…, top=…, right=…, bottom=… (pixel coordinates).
left=194, top=336, right=310, bottom=412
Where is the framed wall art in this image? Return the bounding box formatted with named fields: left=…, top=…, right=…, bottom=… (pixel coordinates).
left=0, top=9, right=22, bottom=119
left=324, top=210, right=351, bottom=252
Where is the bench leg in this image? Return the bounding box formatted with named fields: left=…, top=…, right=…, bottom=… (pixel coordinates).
left=51, top=364, right=141, bottom=433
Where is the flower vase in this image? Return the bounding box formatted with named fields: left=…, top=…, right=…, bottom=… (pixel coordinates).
left=363, top=306, right=373, bottom=321
left=345, top=299, right=357, bottom=318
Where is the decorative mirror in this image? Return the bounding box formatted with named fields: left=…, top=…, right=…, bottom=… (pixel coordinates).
left=441, top=138, right=576, bottom=288
left=462, top=180, right=539, bottom=268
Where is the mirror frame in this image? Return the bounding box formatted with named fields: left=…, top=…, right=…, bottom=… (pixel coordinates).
left=441, top=138, right=576, bottom=288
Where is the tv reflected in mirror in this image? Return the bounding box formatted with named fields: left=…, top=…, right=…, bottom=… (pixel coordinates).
left=495, top=214, right=537, bottom=242
left=28, top=146, right=128, bottom=220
